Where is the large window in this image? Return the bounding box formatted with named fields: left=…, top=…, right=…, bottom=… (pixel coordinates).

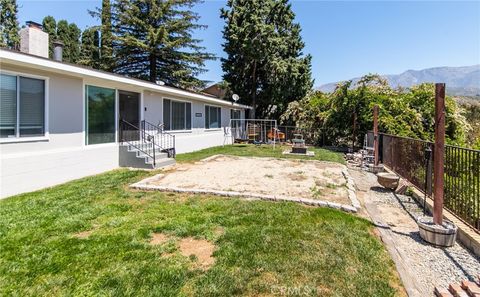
left=85, top=85, right=116, bottom=145
left=205, top=105, right=221, bottom=129
left=1, top=73, right=45, bottom=139
left=163, top=99, right=191, bottom=131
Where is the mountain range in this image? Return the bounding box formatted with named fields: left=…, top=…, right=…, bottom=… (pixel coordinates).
left=318, top=65, right=480, bottom=96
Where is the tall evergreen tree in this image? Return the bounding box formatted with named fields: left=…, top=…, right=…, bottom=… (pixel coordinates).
left=42, top=16, right=56, bottom=58
left=56, top=20, right=69, bottom=59
left=79, top=27, right=100, bottom=67
left=100, top=0, right=114, bottom=71
left=0, top=0, right=20, bottom=49
left=68, top=23, right=81, bottom=62
left=111, top=0, right=214, bottom=89
left=221, top=0, right=313, bottom=119
left=56, top=20, right=81, bottom=63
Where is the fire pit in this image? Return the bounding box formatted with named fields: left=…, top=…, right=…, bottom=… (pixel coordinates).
left=291, top=134, right=307, bottom=154
left=282, top=133, right=314, bottom=156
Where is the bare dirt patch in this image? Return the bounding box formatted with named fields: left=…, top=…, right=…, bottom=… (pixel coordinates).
left=141, top=155, right=349, bottom=205
left=179, top=237, right=215, bottom=268
left=149, top=233, right=170, bottom=245
left=73, top=230, right=94, bottom=239
left=149, top=233, right=216, bottom=268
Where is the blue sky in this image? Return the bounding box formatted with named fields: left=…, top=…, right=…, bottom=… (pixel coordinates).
left=17, top=0, right=480, bottom=86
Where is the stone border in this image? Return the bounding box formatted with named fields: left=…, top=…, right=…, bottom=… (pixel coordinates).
left=130, top=155, right=359, bottom=213
left=130, top=182, right=357, bottom=213
left=363, top=200, right=426, bottom=297
left=282, top=150, right=315, bottom=157
left=342, top=169, right=361, bottom=210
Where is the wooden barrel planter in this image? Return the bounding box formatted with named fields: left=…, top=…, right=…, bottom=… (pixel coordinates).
left=417, top=216, right=457, bottom=247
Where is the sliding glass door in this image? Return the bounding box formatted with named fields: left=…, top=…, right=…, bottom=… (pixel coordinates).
left=85, top=85, right=116, bottom=145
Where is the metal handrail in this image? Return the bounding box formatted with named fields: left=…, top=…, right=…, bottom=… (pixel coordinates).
left=142, top=120, right=176, bottom=137
left=119, top=119, right=156, bottom=166
left=141, top=120, right=176, bottom=158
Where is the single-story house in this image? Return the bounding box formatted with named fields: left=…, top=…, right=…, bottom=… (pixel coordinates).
left=0, top=23, right=250, bottom=199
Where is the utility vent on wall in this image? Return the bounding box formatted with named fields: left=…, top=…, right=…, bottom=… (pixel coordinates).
left=19, top=21, right=49, bottom=58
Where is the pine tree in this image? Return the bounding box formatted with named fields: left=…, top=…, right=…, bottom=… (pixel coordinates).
left=42, top=16, right=56, bottom=58
left=221, top=0, right=313, bottom=119
left=111, top=0, right=214, bottom=89
left=56, top=20, right=81, bottom=63
left=79, top=27, right=100, bottom=68
left=0, top=0, right=20, bottom=49
left=56, top=20, right=69, bottom=59
left=68, top=23, right=81, bottom=62
left=100, top=0, right=114, bottom=71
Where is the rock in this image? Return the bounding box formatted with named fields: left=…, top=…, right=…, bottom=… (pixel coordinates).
left=377, top=172, right=400, bottom=190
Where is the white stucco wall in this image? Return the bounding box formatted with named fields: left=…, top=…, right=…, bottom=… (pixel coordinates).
left=143, top=91, right=242, bottom=153
left=1, top=145, right=119, bottom=198
left=0, top=63, right=247, bottom=199
left=0, top=65, right=122, bottom=198
left=0, top=65, right=84, bottom=154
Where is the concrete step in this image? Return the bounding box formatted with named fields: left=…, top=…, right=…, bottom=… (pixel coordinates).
left=119, top=145, right=175, bottom=169
left=138, top=151, right=169, bottom=160
left=146, top=157, right=176, bottom=169
left=125, top=144, right=173, bottom=157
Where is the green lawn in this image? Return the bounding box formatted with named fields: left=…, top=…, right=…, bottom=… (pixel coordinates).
left=176, top=144, right=346, bottom=164
left=0, top=148, right=403, bottom=296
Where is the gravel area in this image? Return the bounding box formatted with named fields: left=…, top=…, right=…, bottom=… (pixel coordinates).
left=350, top=168, right=480, bottom=294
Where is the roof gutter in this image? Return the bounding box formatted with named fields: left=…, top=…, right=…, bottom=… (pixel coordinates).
left=0, top=49, right=252, bottom=109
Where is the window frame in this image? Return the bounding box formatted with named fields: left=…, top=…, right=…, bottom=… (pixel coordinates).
left=84, top=84, right=117, bottom=146
left=162, top=97, right=192, bottom=132
left=204, top=104, right=222, bottom=130
left=231, top=109, right=241, bottom=120
left=0, top=70, right=49, bottom=143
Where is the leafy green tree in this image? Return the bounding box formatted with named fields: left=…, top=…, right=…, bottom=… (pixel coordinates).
left=79, top=27, right=100, bottom=68
left=459, top=101, right=480, bottom=149
left=282, top=74, right=470, bottom=147
left=42, top=16, right=57, bottom=58
left=0, top=0, right=20, bottom=49
left=221, top=0, right=313, bottom=119
left=110, top=0, right=214, bottom=89
left=100, top=0, right=114, bottom=71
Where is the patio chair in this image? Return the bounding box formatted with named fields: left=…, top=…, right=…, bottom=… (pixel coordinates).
left=223, top=126, right=231, bottom=146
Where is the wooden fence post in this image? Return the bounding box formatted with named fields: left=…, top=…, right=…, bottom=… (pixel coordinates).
left=433, top=83, right=446, bottom=225
left=373, top=105, right=379, bottom=166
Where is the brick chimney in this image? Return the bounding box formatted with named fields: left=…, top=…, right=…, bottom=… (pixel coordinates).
left=19, top=21, right=49, bottom=58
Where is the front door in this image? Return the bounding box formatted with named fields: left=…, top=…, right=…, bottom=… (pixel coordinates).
left=119, top=91, right=140, bottom=141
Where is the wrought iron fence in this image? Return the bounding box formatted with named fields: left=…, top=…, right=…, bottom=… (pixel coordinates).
left=373, top=132, right=480, bottom=232
left=444, top=145, right=480, bottom=230
left=378, top=133, right=433, bottom=194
